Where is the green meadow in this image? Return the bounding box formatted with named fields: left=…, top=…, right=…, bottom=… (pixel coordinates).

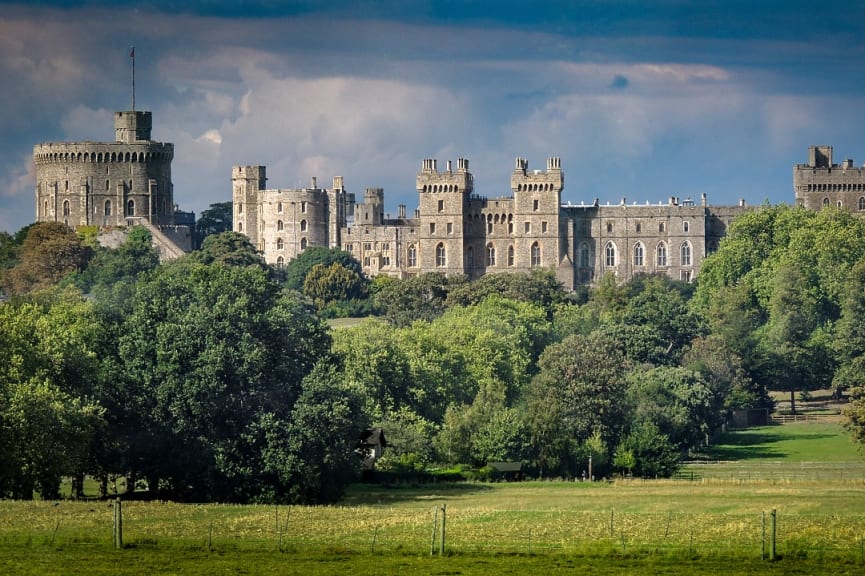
left=1, top=422, right=864, bottom=575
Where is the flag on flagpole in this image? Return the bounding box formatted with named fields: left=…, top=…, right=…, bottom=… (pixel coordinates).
left=130, top=46, right=135, bottom=59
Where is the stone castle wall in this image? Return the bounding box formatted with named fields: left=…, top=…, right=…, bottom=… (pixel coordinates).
left=34, top=111, right=174, bottom=228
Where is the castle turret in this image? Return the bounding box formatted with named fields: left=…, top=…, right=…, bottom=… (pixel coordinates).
left=232, top=166, right=266, bottom=248
left=416, top=157, right=472, bottom=274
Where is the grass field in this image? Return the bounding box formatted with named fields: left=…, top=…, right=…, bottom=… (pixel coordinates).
left=2, top=422, right=864, bottom=575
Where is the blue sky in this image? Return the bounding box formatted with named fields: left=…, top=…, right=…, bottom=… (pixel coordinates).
left=2, top=1, right=865, bottom=232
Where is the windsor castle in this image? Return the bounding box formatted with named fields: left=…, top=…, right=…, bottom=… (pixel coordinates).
left=34, top=109, right=865, bottom=288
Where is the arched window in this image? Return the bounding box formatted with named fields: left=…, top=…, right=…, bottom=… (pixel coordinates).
left=276, top=256, right=284, bottom=267
left=859, top=197, right=865, bottom=211
left=508, top=245, right=514, bottom=266
left=436, top=243, right=446, bottom=267
left=486, top=243, right=496, bottom=266
left=277, top=220, right=284, bottom=231
left=604, top=242, right=616, bottom=267
left=238, top=222, right=243, bottom=232
left=300, top=219, right=307, bottom=232
left=300, top=237, right=307, bottom=250
left=822, top=197, right=830, bottom=208
left=683, top=221, right=690, bottom=233
left=63, top=200, right=70, bottom=217
left=579, top=242, right=590, bottom=268
left=681, top=241, right=692, bottom=266
left=277, top=201, right=283, bottom=213
left=104, top=200, right=112, bottom=216
left=408, top=244, right=417, bottom=267
left=276, top=238, right=284, bottom=250
left=127, top=199, right=135, bottom=217
left=633, top=242, right=644, bottom=266
left=657, top=242, right=668, bottom=267
left=531, top=242, right=541, bottom=267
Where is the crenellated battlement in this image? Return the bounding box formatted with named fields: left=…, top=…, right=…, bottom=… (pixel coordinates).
left=511, top=156, right=564, bottom=194
left=416, top=157, right=473, bottom=194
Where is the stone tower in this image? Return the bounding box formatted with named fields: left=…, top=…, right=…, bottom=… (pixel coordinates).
left=416, top=158, right=473, bottom=274
left=232, top=165, right=267, bottom=249
left=33, top=110, right=174, bottom=227
left=793, top=145, right=865, bottom=211
left=510, top=157, right=569, bottom=279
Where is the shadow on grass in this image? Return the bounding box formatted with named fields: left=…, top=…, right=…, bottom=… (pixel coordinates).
left=700, top=425, right=840, bottom=461
left=343, top=481, right=495, bottom=505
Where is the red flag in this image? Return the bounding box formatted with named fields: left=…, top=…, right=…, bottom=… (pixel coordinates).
left=130, top=47, right=135, bottom=58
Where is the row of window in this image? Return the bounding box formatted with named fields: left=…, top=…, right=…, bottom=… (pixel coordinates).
left=822, top=197, right=865, bottom=210
left=403, top=243, right=543, bottom=268
left=431, top=220, right=550, bottom=235
left=809, top=184, right=865, bottom=192
left=274, top=220, right=308, bottom=232
left=236, top=201, right=309, bottom=215
left=274, top=237, right=309, bottom=251
left=605, top=221, right=688, bottom=234
left=52, top=198, right=166, bottom=218
left=583, top=240, right=692, bottom=268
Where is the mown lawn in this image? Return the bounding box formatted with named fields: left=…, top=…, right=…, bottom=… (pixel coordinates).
left=682, top=421, right=865, bottom=480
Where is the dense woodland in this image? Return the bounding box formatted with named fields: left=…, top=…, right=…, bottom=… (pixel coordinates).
left=2, top=202, right=865, bottom=503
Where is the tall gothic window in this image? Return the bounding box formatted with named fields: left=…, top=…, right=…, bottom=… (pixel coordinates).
left=277, top=220, right=284, bottom=231
left=681, top=241, right=692, bottom=266
left=604, top=242, right=616, bottom=267
left=127, top=199, right=135, bottom=217
left=508, top=245, right=514, bottom=266
left=408, top=244, right=417, bottom=267
left=486, top=243, right=496, bottom=266
left=531, top=242, right=541, bottom=267
left=859, top=197, right=865, bottom=211
left=104, top=200, right=112, bottom=216
left=300, top=219, right=308, bottom=232
left=633, top=242, right=644, bottom=266
left=63, top=200, right=70, bottom=217
left=657, top=242, right=668, bottom=267
left=579, top=243, right=590, bottom=268
left=300, top=237, right=307, bottom=250
left=436, top=243, right=446, bottom=267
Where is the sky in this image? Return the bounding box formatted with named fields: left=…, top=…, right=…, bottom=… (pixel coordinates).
left=2, top=0, right=865, bottom=233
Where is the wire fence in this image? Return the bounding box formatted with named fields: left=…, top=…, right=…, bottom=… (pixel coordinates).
left=2, top=501, right=864, bottom=561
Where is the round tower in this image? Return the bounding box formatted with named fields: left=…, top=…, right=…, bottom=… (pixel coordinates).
left=33, top=110, right=173, bottom=227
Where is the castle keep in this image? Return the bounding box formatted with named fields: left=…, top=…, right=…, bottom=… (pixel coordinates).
left=33, top=110, right=192, bottom=254
left=233, top=156, right=750, bottom=288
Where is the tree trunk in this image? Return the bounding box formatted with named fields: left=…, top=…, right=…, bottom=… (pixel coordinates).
left=789, top=388, right=797, bottom=415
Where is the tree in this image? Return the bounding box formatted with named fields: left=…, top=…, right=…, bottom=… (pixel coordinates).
left=626, top=366, right=716, bottom=452
left=832, top=258, right=865, bottom=398
left=445, top=269, right=566, bottom=312
left=615, top=421, right=680, bottom=478
left=0, top=289, right=106, bottom=498
left=374, top=272, right=462, bottom=327
left=1, top=222, right=92, bottom=295
left=283, top=247, right=363, bottom=291
left=523, top=332, right=630, bottom=477
left=259, top=363, right=368, bottom=504
left=682, top=335, right=771, bottom=412
left=302, top=262, right=368, bottom=312
left=765, top=264, right=824, bottom=414
left=195, top=202, right=233, bottom=248
left=192, top=231, right=268, bottom=270
left=113, top=258, right=331, bottom=501
left=71, top=226, right=159, bottom=293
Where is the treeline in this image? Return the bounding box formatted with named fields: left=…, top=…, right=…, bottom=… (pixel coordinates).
left=2, top=203, right=865, bottom=502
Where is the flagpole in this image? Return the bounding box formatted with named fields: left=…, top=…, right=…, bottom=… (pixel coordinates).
left=131, top=46, right=135, bottom=111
